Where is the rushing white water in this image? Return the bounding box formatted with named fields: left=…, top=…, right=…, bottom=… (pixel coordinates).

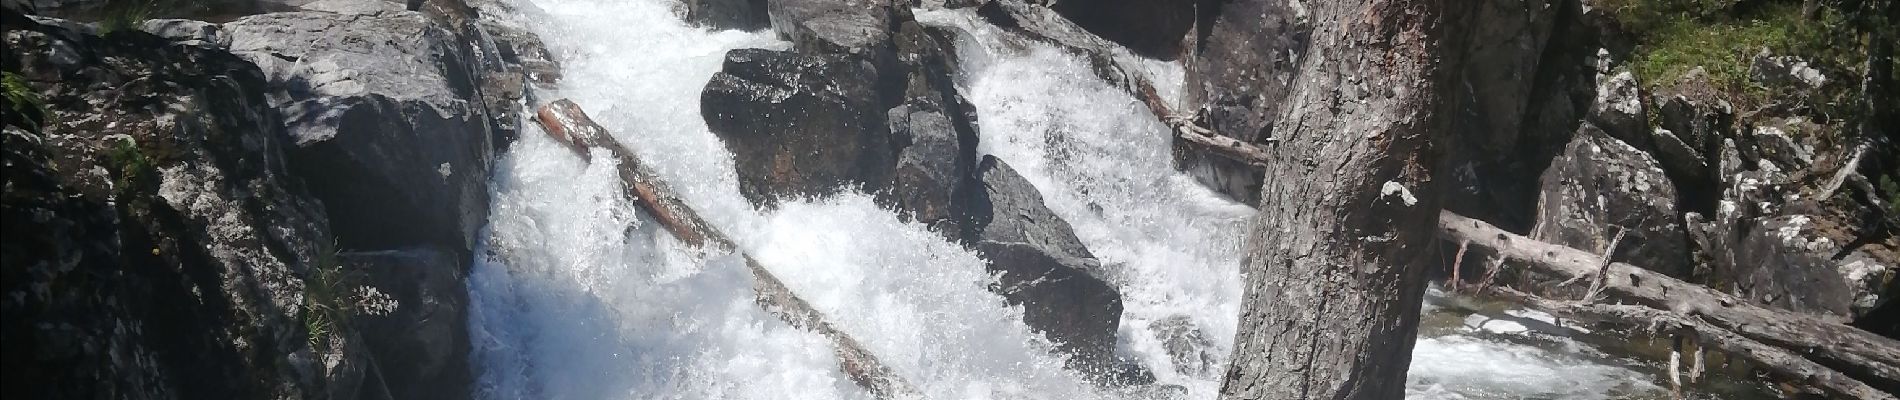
left=469, top=1, right=1701, bottom=399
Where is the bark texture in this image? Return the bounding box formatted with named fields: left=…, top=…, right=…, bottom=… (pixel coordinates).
left=1218, top=1, right=1454, bottom=399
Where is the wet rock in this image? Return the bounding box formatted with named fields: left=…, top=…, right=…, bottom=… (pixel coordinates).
left=960, top=156, right=1122, bottom=374
left=222, top=6, right=494, bottom=254
left=2, top=13, right=366, bottom=397
left=339, top=248, right=471, bottom=400
left=1047, top=0, right=1194, bottom=60
left=1532, top=125, right=1693, bottom=277
left=682, top=0, right=769, bottom=31
left=702, top=48, right=894, bottom=205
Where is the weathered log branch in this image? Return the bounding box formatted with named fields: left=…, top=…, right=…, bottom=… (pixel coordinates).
left=534, top=99, right=922, bottom=399
left=1488, top=287, right=1897, bottom=400
left=1439, top=211, right=1900, bottom=393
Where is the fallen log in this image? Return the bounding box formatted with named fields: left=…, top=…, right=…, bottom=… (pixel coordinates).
left=1438, top=211, right=1900, bottom=393
left=534, top=99, right=922, bottom=399
left=1487, top=287, right=1896, bottom=400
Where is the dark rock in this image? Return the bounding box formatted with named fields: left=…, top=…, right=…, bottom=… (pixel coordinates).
left=222, top=6, right=494, bottom=254
left=1179, top=0, right=1310, bottom=206
left=701, top=48, right=895, bottom=205
left=961, top=156, right=1121, bottom=374
left=1048, top=0, right=1194, bottom=60
left=1532, top=124, right=1693, bottom=277
left=682, top=0, right=769, bottom=31
left=888, top=102, right=975, bottom=232
left=1749, top=49, right=1829, bottom=92
left=339, top=248, right=470, bottom=400
left=2, top=12, right=368, bottom=398
left=1447, top=0, right=1559, bottom=157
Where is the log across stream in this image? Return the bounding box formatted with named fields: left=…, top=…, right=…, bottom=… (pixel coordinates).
left=533, top=99, right=922, bottom=399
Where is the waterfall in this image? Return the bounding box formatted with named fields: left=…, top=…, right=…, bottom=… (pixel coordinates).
left=467, top=1, right=1704, bottom=398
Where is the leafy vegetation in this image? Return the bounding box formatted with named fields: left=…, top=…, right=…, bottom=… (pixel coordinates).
left=1599, top=0, right=1863, bottom=113
left=107, top=137, right=153, bottom=188
left=2, top=72, right=48, bottom=132
left=303, top=241, right=348, bottom=352
left=97, top=0, right=161, bottom=35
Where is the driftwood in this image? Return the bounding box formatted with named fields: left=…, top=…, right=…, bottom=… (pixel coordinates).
left=1439, top=211, right=1900, bottom=395
left=1488, top=287, right=1896, bottom=400
left=534, top=99, right=922, bottom=399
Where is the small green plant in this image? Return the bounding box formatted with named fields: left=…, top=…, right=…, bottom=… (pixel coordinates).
left=98, top=0, right=160, bottom=35
left=2, top=72, right=48, bottom=132
left=107, top=137, right=153, bottom=187
left=301, top=241, right=397, bottom=352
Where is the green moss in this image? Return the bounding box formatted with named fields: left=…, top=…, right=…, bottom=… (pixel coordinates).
left=1609, top=1, right=1862, bottom=115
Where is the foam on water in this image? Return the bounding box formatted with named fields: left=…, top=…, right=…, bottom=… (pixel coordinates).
left=472, top=1, right=1683, bottom=399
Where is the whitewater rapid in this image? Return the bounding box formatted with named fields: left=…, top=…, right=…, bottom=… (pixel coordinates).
left=466, top=1, right=1705, bottom=399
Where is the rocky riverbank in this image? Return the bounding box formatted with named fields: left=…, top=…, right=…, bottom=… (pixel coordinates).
left=3, top=0, right=552, bottom=398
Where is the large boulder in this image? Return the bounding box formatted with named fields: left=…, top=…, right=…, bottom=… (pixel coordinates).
left=1048, top=0, right=1194, bottom=60
left=220, top=1, right=494, bottom=254
left=1532, top=125, right=1693, bottom=277
left=885, top=21, right=980, bottom=233
left=959, top=156, right=1122, bottom=374
left=1687, top=139, right=1897, bottom=322
left=701, top=48, right=895, bottom=205
left=2, top=12, right=370, bottom=398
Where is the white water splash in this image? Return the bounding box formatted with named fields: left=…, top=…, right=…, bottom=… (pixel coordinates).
left=470, top=1, right=1694, bottom=399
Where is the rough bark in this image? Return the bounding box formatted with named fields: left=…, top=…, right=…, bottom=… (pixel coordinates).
left=1438, top=211, right=1900, bottom=392
left=534, top=99, right=920, bottom=399
left=1218, top=1, right=1453, bottom=399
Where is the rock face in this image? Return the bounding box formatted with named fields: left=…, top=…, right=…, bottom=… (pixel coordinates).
left=1178, top=0, right=1308, bottom=206
left=1532, top=125, right=1693, bottom=277
left=221, top=2, right=494, bottom=255
left=1048, top=0, right=1194, bottom=60
left=339, top=248, right=469, bottom=400
left=961, top=156, right=1121, bottom=374
left=2, top=11, right=368, bottom=398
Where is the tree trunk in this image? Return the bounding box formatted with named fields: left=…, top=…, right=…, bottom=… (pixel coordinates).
left=1217, top=1, right=1456, bottom=399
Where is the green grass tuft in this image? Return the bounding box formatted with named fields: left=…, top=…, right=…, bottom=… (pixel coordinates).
left=3, top=72, right=49, bottom=132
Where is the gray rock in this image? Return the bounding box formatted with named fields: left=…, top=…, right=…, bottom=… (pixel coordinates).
left=701, top=48, right=894, bottom=206
left=963, top=156, right=1122, bottom=374
left=2, top=15, right=368, bottom=398
left=223, top=8, right=494, bottom=254
left=1533, top=124, right=1693, bottom=277
left=1750, top=49, right=1828, bottom=91
left=340, top=248, right=470, bottom=400
left=888, top=102, right=973, bottom=231
left=1148, top=315, right=1216, bottom=378
left=1589, top=70, right=1647, bottom=146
